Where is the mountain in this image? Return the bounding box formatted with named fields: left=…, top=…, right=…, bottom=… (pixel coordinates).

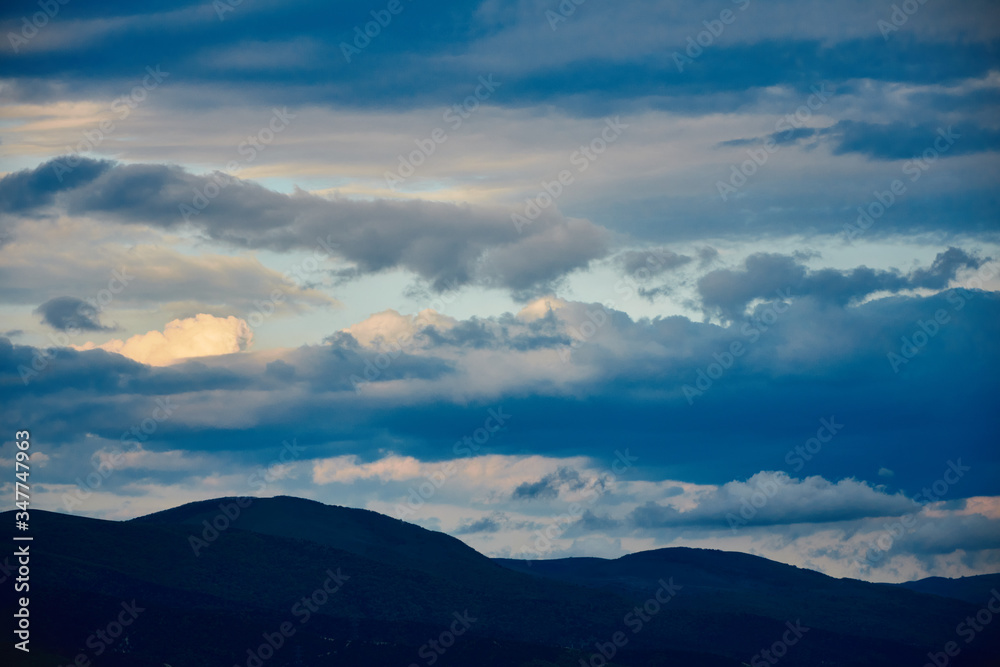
left=133, top=495, right=497, bottom=583
left=891, top=573, right=1000, bottom=604
left=496, top=550, right=1000, bottom=663
left=3, top=496, right=999, bottom=667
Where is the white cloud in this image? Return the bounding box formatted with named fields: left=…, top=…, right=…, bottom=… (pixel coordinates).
left=340, top=309, right=456, bottom=349
left=75, top=313, right=252, bottom=366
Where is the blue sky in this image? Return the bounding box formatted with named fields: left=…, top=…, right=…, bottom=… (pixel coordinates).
left=1, top=0, right=998, bottom=583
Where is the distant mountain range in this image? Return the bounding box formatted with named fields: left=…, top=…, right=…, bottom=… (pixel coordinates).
left=3, top=495, right=999, bottom=666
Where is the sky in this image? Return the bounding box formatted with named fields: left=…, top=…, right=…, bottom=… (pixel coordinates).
left=1, top=0, right=998, bottom=584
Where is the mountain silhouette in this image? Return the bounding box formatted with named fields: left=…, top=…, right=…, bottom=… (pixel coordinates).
left=134, top=495, right=497, bottom=583
left=891, top=573, right=1000, bottom=604
left=3, top=496, right=998, bottom=666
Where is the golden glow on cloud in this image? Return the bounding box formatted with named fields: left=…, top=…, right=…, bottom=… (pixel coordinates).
left=75, top=313, right=252, bottom=366
left=339, top=308, right=455, bottom=348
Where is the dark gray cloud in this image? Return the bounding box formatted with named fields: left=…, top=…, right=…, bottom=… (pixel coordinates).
left=625, top=473, right=917, bottom=530
left=0, top=158, right=609, bottom=294
left=829, top=121, right=1000, bottom=160
left=34, top=296, right=113, bottom=332
left=697, top=247, right=719, bottom=267
left=420, top=313, right=572, bottom=352
left=696, top=248, right=983, bottom=319
left=483, top=220, right=609, bottom=295
left=719, top=127, right=819, bottom=149
left=909, top=247, right=986, bottom=290
left=513, top=467, right=585, bottom=500
left=885, top=514, right=1000, bottom=557
left=719, top=121, right=1000, bottom=162
left=615, top=248, right=693, bottom=277
left=454, top=511, right=539, bottom=535
left=616, top=248, right=704, bottom=302
left=0, top=158, right=112, bottom=215
left=697, top=253, right=805, bottom=318
left=455, top=512, right=507, bottom=535
left=265, top=359, right=296, bottom=381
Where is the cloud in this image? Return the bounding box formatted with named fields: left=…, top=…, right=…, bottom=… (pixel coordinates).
left=615, top=247, right=693, bottom=277
left=625, top=472, right=917, bottom=530
left=311, top=454, right=426, bottom=484
left=0, top=220, right=339, bottom=313
left=697, top=246, right=719, bottom=267
left=512, top=466, right=586, bottom=500
left=696, top=249, right=984, bottom=319
left=35, top=296, right=113, bottom=331
left=455, top=511, right=508, bottom=535
left=909, top=247, right=986, bottom=290
left=310, top=454, right=597, bottom=506
left=3, top=0, right=999, bottom=113
left=828, top=120, right=1000, bottom=160
left=334, top=303, right=574, bottom=355
left=2, top=284, right=997, bottom=505
left=0, top=157, right=112, bottom=214
left=718, top=120, right=1000, bottom=163
left=338, top=309, right=456, bottom=350
left=74, top=314, right=252, bottom=366
left=481, top=219, right=610, bottom=295
left=0, top=158, right=610, bottom=294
